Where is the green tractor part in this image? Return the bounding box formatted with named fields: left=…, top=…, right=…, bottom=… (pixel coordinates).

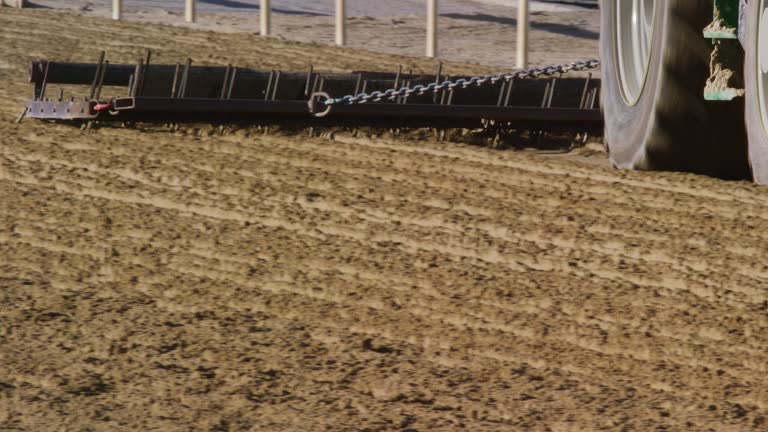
left=703, top=0, right=740, bottom=39
left=598, top=0, right=768, bottom=184
left=704, top=0, right=745, bottom=101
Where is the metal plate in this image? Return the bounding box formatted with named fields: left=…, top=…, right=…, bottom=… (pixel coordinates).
left=25, top=100, right=98, bottom=120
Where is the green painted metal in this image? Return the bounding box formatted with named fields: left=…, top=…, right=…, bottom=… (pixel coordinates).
left=715, top=0, right=739, bottom=29
left=703, top=0, right=743, bottom=101
left=703, top=30, right=738, bottom=39
left=704, top=89, right=743, bottom=101
left=704, top=0, right=740, bottom=39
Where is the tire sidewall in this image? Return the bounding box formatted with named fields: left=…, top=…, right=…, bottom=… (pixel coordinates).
left=745, top=0, right=768, bottom=184
left=600, top=0, right=666, bottom=169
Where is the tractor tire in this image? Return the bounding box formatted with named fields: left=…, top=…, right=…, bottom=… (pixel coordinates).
left=600, top=0, right=750, bottom=179
left=745, top=0, right=768, bottom=184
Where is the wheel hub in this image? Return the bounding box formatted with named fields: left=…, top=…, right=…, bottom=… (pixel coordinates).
left=614, top=0, right=655, bottom=105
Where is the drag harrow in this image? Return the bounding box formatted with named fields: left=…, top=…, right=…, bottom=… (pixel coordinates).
left=23, top=52, right=602, bottom=143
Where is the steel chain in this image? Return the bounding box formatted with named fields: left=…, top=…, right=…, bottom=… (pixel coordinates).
left=321, top=59, right=600, bottom=107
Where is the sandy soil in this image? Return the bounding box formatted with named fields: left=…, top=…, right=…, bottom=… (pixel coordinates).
left=24, top=0, right=599, bottom=69
left=3, top=8, right=768, bottom=432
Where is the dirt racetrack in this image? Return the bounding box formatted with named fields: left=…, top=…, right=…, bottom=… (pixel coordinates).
left=3, top=8, right=768, bottom=432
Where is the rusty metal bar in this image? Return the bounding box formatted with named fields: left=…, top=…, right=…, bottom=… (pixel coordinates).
left=88, top=51, right=106, bottom=100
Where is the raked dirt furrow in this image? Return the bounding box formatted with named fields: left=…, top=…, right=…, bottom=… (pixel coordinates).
left=13, top=128, right=768, bottom=232
left=4, top=240, right=752, bottom=412
left=8, top=138, right=768, bottom=275
left=6, top=236, right=764, bottom=429
left=78, top=129, right=768, bottom=216
left=10, top=221, right=765, bottom=380
left=4, top=177, right=768, bottom=390
left=31, top=132, right=768, bottom=253
left=6, top=149, right=768, bottom=312
left=3, top=158, right=764, bottom=310
left=6, top=170, right=759, bottom=332
left=5, top=167, right=767, bottom=318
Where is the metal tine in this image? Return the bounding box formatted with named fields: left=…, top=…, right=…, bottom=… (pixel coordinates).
left=504, top=78, right=515, bottom=107
left=271, top=70, right=281, bottom=100
left=15, top=106, right=28, bottom=124
left=311, top=73, right=321, bottom=94
left=57, top=88, right=64, bottom=102
left=354, top=73, right=363, bottom=94
left=306, top=72, right=317, bottom=137
left=397, top=80, right=411, bottom=104
left=38, top=61, right=50, bottom=101
left=535, top=80, right=552, bottom=146
left=579, top=73, right=593, bottom=109
left=389, top=67, right=402, bottom=132
left=540, top=81, right=551, bottom=108
left=447, top=83, right=455, bottom=106
left=304, top=65, right=314, bottom=97
left=433, top=61, right=443, bottom=104
left=318, top=77, right=326, bottom=93
left=546, top=77, right=557, bottom=108
left=217, top=64, right=233, bottom=134
left=132, top=58, right=144, bottom=98
left=127, top=74, right=135, bottom=97
left=87, top=60, right=107, bottom=132
left=434, top=62, right=443, bottom=83
left=139, top=49, right=151, bottom=97
left=582, top=87, right=599, bottom=144
left=360, top=79, right=367, bottom=94
left=170, top=63, right=181, bottom=98
left=179, top=58, right=192, bottom=98
left=220, top=64, right=232, bottom=99
left=401, top=80, right=411, bottom=104
left=405, top=68, right=413, bottom=102
left=175, top=58, right=192, bottom=132
left=496, top=80, right=507, bottom=107
left=227, top=67, right=239, bottom=100
left=440, top=75, right=451, bottom=105
left=88, top=51, right=106, bottom=100
left=393, top=65, right=402, bottom=90
left=265, top=70, right=275, bottom=100
left=93, top=60, right=109, bottom=100
left=589, top=87, right=599, bottom=109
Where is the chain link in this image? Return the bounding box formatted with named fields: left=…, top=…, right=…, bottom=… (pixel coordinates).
left=321, top=59, right=600, bottom=107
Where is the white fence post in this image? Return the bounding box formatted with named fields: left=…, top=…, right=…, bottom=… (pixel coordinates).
left=426, top=0, right=437, bottom=58
left=112, top=0, right=122, bottom=20
left=335, top=0, right=346, bottom=46
left=516, top=0, right=529, bottom=69
left=260, top=0, right=271, bottom=36
left=185, top=0, right=196, bottom=23
left=1, top=0, right=26, bottom=7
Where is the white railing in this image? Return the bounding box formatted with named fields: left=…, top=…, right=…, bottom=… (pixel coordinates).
left=260, top=0, right=271, bottom=35
left=335, top=0, right=346, bottom=46
left=100, top=0, right=530, bottom=67
left=517, top=0, right=529, bottom=68
left=1, top=0, right=26, bottom=7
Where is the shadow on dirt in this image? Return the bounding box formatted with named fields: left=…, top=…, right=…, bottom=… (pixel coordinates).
left=441, top=13, right=599, bottom=40
left=200, top=0, right=328, bottom=16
